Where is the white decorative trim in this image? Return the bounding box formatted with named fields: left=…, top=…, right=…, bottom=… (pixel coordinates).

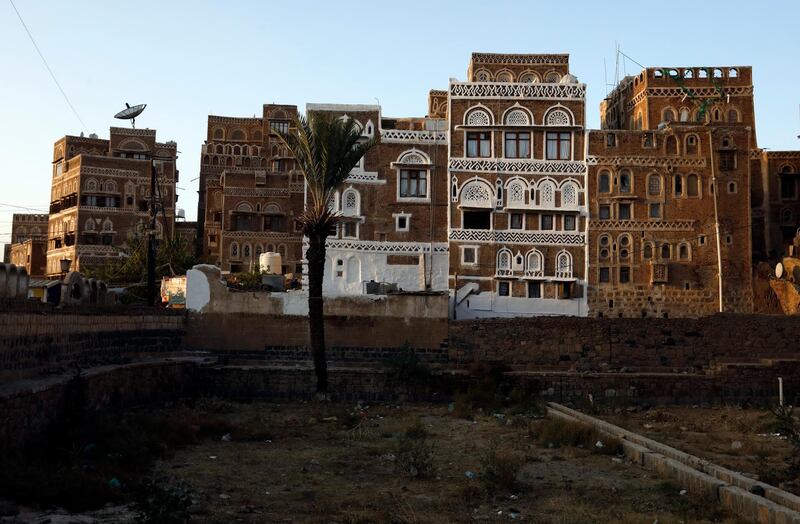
left=449, top=228, right=585, bottom=246
left=450, top=158, right=586, bottom=175
left=323, top=239, right=448, bottom=254
left=223, top=231, right=298, bottom=240
left=471, top=53, right=568, bottom=65
left=224, top=187, right=289, bottom=197
left=590, top=219, right=696, bottom=231
left=306, top=103, right=380, bottom=112
left=587, top=155, right=707, bottom=168
left=345, top=167, right=382, bottom=184
left=450, top=82, right=586, bottom=100
left=381, top=129, right=447, bottom=144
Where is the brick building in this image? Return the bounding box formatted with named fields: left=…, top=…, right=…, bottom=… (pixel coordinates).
left=751, top=150, right=800, bottom=258
left=197, top=107, right=305, bottom=274
left=446, top=53, right=589, bottom=318
left=305, top=103, right=449, bottom=294
left=46, top=127, right=178, bottom=277
left=5, top=214, right=48, bottom=273
left=594, top=66, right=756, bottom=315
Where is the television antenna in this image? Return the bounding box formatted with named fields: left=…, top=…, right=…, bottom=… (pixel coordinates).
left=114, top=103, right=147, bottom=129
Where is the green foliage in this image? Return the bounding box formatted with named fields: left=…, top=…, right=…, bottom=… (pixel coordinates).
left=772, top=404, right=800, bottom=476
left=84, top=233, right=197, bottom=286
left=135, top=480, right=192, bottom=524
left=230, top=268, right=265, bottom=291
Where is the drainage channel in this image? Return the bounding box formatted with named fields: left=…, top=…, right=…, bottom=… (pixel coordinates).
left=546, top=402, right=800, bottom=524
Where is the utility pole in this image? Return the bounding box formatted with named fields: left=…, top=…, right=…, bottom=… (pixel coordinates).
left=147, top=159, right=157, bottom=307
left=708, top=128, right=724, bottom=313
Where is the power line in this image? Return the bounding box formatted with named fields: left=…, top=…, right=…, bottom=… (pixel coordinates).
left=0, top=202, right=48, bottom=212
left=8, top=0, right=88, bottom=134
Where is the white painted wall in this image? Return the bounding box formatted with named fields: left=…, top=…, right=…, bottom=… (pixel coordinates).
left=185, top=265, right=212, bottom=312
left=452, top=284, right=588, bottom=319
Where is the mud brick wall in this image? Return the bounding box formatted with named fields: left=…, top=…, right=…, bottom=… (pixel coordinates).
left=449, top=314, right=800, bottom=371
left=0, top=308, right=186, bottom=381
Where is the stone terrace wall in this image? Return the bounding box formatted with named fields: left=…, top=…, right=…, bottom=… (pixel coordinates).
left=449, top=314, right=800, bottom=371
left=0, top=304, right=186, bottom=381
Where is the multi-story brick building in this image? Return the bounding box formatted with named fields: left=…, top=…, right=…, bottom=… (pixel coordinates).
left=594, top=66, right=756, bottom=315
left=5, top=214, right=48, bottom=272
left=305, top=103, right=449, bottom=294
left=46, top=127, right=178, bottom=277
left=446, top=53, right=589, bottom=317
left=198, top=106, right=305, bottom=274
left=752, top=150, right=800, bottom=258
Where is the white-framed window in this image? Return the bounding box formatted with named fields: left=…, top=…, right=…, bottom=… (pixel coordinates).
left=341, top=188, right=360, bottom=216
left=393, top=213, right=411, bottom=232
left=509, top=212, right=524, bottom=230
left=398, top=168, right=429, bottom=200
left=342, top=221, right=358, bottom=239
left=497, top=281, right=511, bottom=297
left=461, top=245, right=478, bottom=266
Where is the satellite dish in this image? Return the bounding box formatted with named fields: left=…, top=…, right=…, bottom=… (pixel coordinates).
left=114, top=103, right=146, bottom=129
left=776, top=262, right=784, bottom=279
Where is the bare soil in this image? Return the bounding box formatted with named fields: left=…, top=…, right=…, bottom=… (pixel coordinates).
left=145, top=401, right=747, bottom=523
left=600, top=405, right=799, bottom=494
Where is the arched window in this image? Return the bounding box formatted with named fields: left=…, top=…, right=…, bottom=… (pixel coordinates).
left=474, top=69, right=491, bottom=82
left=85, top=219, right=96, bottom=231
left=545, top=71, right=560, bottom=83
left=266, top=244, right=275, bottom=253
left=727, top=181, right=738, bottom=194
left=619, top=170, right=631, bottom=193
left=686, top=174, right=700, bottom=197
left=679, top=108, right=690, bottom=122
left=661, top=243, right=671, bottom=260
left=556, top=250, right=573, bottom=278
left=230, top=129, right=246, bottom=141
left=561, top=182, right=578, bottom=207
left=683, top=69, right=694, bottom=79
left=342, top=188, right=360, bottom=216
left=102, top=218, right=113, bottom=232
left=237, top=202, right=253, bottom=212
left=253, top=130, right=263, bottom=141
left=538, top=180, right=555, bottom=207
left=460, top=180, right=494, bottom=208
left=519, top=72, right=540, bottom=83
left=243, top=244, right=251, bottom=258
left=231, top=242, right=239, bottom=258
left=643, top=242, right=653, bottom=259
left=213, top=128, right=224, bottom=140
left=233, top=145, right=241, bottom=155
left=665, top=135, right=678, bottom=155
left=506, top=179, right=526, bottom=207
left=504, top=108, right=531, bottom=126
left=255, top=244, right=263, bottom=256
left=465, top=108, right=492, bottom=126
left=526, top=249, right=543, bottom=275
left=678, top=242, right=690, bottom=260
left=215, top=144, right=223, bottom=154
left=278, top=244, right=286, bottom=257
left=729, top=68, right=739, bottom=78
left=86, top=178, right=98, bottom=192
left=328, top=191, right=339, bottom=213
left=782, top=208, right=794, bottom=224
left=685, top=134, right=699, bottom=155
left=496, top=70, right=513, bottom=82
left=599, top=170, right=611, bottom=193
left=497, top=249, right=512, bottom=272
left=647, top=174, right=661, bottom=195
left=545, top=108, right=571, bottom=126
left=495, top=179, right=504, bottom=207
left=242, top=145, right=249, bottom=156
left=727, top=109, right=740, bottom=123
left=663, top=108, right=675, bottom=122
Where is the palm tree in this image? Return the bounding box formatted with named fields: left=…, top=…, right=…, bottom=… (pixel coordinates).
left=273, top=112, right=376, bottom=395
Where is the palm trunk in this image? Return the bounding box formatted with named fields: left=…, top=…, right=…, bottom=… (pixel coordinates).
left=306, top=231, right=328, bottom=394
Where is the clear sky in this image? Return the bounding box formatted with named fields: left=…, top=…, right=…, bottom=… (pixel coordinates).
left=1, top=0, right=799, bottom=254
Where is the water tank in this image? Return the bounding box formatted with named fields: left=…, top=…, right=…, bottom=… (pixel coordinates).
left=259, top=252, right=282, bottom=275
left=176, top=208, right=186, bottom=220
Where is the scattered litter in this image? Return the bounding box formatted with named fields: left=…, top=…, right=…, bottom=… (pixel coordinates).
left=611, top=457, right=623, bottom=463
left=221, top=433, right=232, bottom=442
left=595, top=440, right=604, bottom=449
left=509, top=508, right=521, bottom=519
left=264, top=440, right=272, bottom=444
left=219, top=494, right=231, bottom=500
left=731, top=440, right=743, bottom=450
left=322, top=416, right=338, bottom=422
left=264, top=491, right=271, bottom=495
left=493, top=413, right=506, bottom=420
left=108, top=477, right=121, bottom=489
left=208, top=456, right=217, bottom=460
left=465, top=471, right=476, bottom=479
left=679, top=489, right=687, bottom=496
left=643, top=424, right=653, bottom=429
left=509, top=494, right=518, bottom=500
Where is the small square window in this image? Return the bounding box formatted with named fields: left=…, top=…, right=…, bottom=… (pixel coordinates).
left=564, top=215, right=576, bottom=231
left=619, top=266, right=631, bottom=283
left=599, top=267, right=610, bottom=283
left=336, top=259, right=344, bottom=278
left=725, top=235, right=733, bottom=245
left=540, top=214, right=554, bottom=230
left=606, top=133, right=616, bottom=147
left=509, top=213, right=523, bottom=230
left=599, top=205, right=611, bottom=220
left=618, top=203, right=632, bottom=220
left=649, top=203, right=662, bottom=219
left=498, top=281, right=510, bottom=297
left=462, top=247, right=477, bottom=265
left=699, top=235, right=707, bottom=246
left=395, top=215, right=410, bottom=232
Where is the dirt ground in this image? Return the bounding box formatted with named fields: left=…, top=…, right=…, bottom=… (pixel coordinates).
left=138, top=400, right=747, bottom=523
left=600, top=405, right=799, bottom=494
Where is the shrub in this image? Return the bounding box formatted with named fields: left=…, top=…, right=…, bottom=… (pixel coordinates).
left=404, top=419, right=430, bottom=440
left=134, top=479, right=193, bottom=524
left=480, top=447, right=523, bottom=493
left=395, top=436, right=435, bottom=478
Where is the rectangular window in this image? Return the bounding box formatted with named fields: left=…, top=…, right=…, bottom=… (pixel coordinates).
left=527, top=281, right=541, bottom=298
left=498, top=281, right=510, bottom=297
left=509, top=213, right=523, bottom=230
left=462, top=246, right=477, bottom=265
left=540, top=214, right=554, bottom=230
left=719, top=151, right=736, bottom=171
left=466, top=132, right=491, bottom=158
left=781, top=178, right=797, bottom=200
left=399, top=169, right=428, bottom=198
left=263, top=215, right=286, bottom=232
left=649, top=203, right=662, bottom=219
left=606, top=133, right=616, bottom=147
left=270, top=121, right=289, bottom=134
left=599, top=174, right=610, bottom=193
left=599, top=205, right=611, bottom=220
left=599, top=267, right=610, bottom=283
left=643, top=133, right=654, bottom=148
left=564, top=215, right=576, bottom=231
left=619, top=266, right=631, bottom=283
left=343, top=222, right=358, bottom=238
left=396, top=215, right=409, bottom=231
left=618, top=203, right=631, bottom=220
left=463, top=210, right=491, bottom=230
left=546, top=132, right=571, bottom=160
left=504, top=132, right=530, bottom=159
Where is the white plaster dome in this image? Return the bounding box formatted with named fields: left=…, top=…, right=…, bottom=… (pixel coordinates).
left=560, top=73, right=579, bottom=84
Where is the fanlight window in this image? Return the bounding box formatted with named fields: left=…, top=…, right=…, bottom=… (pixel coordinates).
left=86, top=178, right=98, bottom=191
left=538, top=181, right=555, bottom=207
left=556, top=251, right=573, bottom=278
left=519, top=72, right=540, bottom=83
left=460, top=181, right=493, bottom=208
left=85, top=219, right=96, bottom=231
left=497, top=249, right=512, bottom=270
left=102, top=219, right=113, bottom=232
left=342, top=189, right=360, bottom=216
left=506, top=180, right=526, bottom=206
left=466, top=109, right=491, bottom=127
left=496, top=71, right=513, bottom=82
left=526, top=250, right=543, bottom=274
left=504, top=109, right=530, bottom=126
left=545, top=109, right=571, bottom=126
left=561, top=182, right=577, bottom=207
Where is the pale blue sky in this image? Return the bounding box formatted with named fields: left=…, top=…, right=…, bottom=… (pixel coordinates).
left=1, top=0, right=799, bottom=252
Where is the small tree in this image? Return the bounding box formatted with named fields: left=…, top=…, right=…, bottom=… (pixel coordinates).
left=273, top=113, right=376, bottom=395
